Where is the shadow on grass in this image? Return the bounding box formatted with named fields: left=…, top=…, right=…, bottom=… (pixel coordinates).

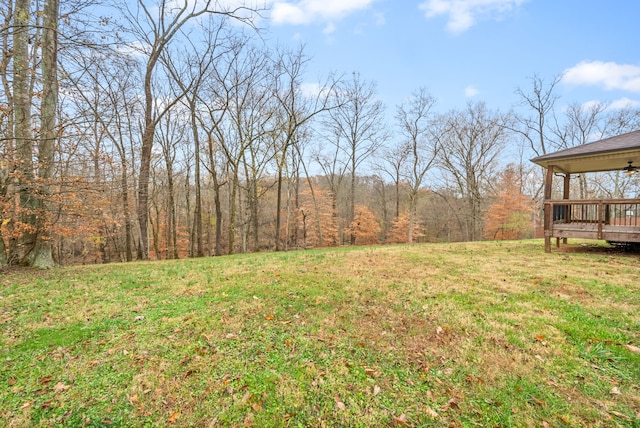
left=558, top=241, right=640, bottom=255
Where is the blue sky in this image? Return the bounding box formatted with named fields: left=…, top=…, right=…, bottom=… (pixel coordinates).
left=263, top=0, right=640, bottom=115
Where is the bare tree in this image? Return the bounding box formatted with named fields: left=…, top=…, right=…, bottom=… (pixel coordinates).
left=323, top=72, right=388, bottom=244
left=156, top=109, right=189, bottom=259
left=163, top=17, right=230, bottom=257
left=514, top=74, right=562, bottom=157
left=117, top=0, right=262, bottom=259
left=395, top=88, right=439, bottom=243
left=270, top=45, right=339, bottom=251
left=438, top=101, right=511, bottom=241
left=553, top=101, right=609, bottom=198
left=375, top=144, right=409, bottom=222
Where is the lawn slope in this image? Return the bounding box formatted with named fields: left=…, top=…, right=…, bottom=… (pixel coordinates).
left=1, top=240, right=639, bottom=427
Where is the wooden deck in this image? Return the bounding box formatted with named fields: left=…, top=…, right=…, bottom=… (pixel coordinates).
left=543, top=199, right=640, bottom=251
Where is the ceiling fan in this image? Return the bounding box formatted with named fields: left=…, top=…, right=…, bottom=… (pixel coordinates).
left=623, top=161, right=638, bottom=176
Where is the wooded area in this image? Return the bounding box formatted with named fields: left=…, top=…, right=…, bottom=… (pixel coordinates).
left=1, top=0, right=639, bottom=267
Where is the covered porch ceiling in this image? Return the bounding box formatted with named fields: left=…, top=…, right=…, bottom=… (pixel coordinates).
left=530, top=129, right=640, bottom=174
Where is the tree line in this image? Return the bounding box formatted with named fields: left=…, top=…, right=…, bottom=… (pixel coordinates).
left=1, top=0, right=639, bottom=268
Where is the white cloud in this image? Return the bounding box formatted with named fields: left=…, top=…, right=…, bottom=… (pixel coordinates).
left=562, top=61, right=640, bottom=93
left=609, top=97, right=640, bottom=109
left=300, top=82, right=322, bottom=97
left=464, top=85, right=479, bottom=97
left=580, top=98, right=640, bottom=111
left=419, top=0, right=527, bottom=33
left=373, top=11, right=386, bottom=26
left=271, top=0, right=375, bottom=25
left=323, top=22, right=336, bottom=34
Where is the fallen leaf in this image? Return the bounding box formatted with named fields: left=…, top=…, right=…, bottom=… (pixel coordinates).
left=393, top=414, right=408, bottom=425
left=448, top=398, right=460, bottom=409
left=425, top=407, right=439, bottom=418
left=265, top=314, right=274, bottom=320
left=610, top=387, right=621, bottom=395
left=21, top=401, right=31, bottom=409
left=334, top=396, right=346, bottom=411
left=625, top=344, right=640, bottom=354
left=244, top=412, right=254, bottom=427
left=531, top=396, right=546, bottom=406
left=38, top=376, right=53, bottom=385
left=364, top=368, right=382, bottom=377
left=609, top=410, right=630, bottom=420
left=373, top=385, right=381, bottom=396
left=168, top=411, right=181, bottom=424
left=128, top=394, right=138, bottom=406
left=53, top=382, right=71, bottom=392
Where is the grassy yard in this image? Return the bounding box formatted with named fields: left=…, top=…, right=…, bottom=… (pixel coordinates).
left=1, top=240, right=639, bottom=427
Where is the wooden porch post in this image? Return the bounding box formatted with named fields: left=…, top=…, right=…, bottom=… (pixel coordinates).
left=562, top=173, right=570, bottom=245
left=544, top=166, right=554, bottom=252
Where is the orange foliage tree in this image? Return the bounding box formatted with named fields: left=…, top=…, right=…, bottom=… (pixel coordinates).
left=297, top=186, right=338, bottom=248
left=483, top=166, right=534, bottom=240
left=387, top=211, right=425, bottom=244
left=345, top=205, right=382, bottom=245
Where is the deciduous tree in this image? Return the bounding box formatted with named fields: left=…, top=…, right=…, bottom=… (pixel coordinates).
left=483, top=165, right=534, bottom=240
left=438, top=101, right=511, bottom=241
left=323, top=72, right=388, bottom=244
left=345, top=205, right=381, bottom=245
left=395, top=87, right=439, bottom=243
left=117, top=0, right=262, bottom=259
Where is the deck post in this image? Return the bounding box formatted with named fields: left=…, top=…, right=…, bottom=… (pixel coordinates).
left=562, top=174, right=570, bottom=244
left=544, top=166, right=554, bottom=252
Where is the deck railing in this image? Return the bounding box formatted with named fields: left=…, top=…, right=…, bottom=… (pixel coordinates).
left=546, top=199, right=640, bottom=226
left=543, top=199, right=640, bottom=250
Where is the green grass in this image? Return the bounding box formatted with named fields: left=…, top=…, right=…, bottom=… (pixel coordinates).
left=1, top=240, right=639, bottom=427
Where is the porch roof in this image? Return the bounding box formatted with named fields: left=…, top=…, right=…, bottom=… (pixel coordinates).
left=530, top=129, right=640, bottom=174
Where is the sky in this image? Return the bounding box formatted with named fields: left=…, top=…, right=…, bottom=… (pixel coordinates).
left=261, top=0, right=640, bottom=116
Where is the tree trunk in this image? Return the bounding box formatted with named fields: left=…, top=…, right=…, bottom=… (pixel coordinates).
left=349, top=170, right=356, bottom=245
left=275, top=168, right=283, bottom=251
left=30, top=0, right=59, bottom=268
left=189, top=99, right=203, bottom=257
left=228, top=174, right=238, bottom=255
left=408, top=195, right=416, bottom=244
left=0, top=0, right=13, bottom=268
left=193, top=144, right=203, bottom=257
left=13, top=0, right=37, bottom=264
left=121, top=163, right=133, bottom=262
left=165, top=162, right=178, bottom=259
left=0, top=226, right=6, bottom=269
left=214, top=183, right=223, bottom=256
left=137, top=126, right=154, bottom=260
